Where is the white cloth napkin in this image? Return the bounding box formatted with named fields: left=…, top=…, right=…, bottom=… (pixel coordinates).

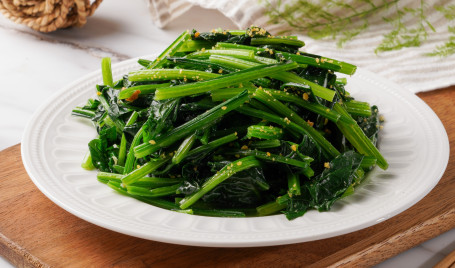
left=146, top=0, right=455, bottom=93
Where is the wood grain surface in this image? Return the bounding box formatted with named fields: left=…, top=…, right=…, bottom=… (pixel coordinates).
left=435, top=249, right=455, bottom=268
left=0, top=86, right=454, bottom=268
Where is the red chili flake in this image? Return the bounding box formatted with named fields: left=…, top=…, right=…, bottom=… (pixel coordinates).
left=126, top=90, right=141, bottom=102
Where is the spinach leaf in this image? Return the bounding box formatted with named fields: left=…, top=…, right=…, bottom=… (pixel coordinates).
left=284, top=186, right=312, bottom=220
left=82, top=98, right=100, bottom=110
left=143, top=98, right=179, bottom=142
left=308, top=151, right=363, bottom=211
left=201, top=164, right=269, bottom=208
left=299, top=133, right=327, bottom=174
left=99, top=85, right=129, bottom=121
left=88, top=126, right=117, bottom=172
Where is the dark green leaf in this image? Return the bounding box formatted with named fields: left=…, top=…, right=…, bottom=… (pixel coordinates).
left=308, top=151, right=363, bottom=211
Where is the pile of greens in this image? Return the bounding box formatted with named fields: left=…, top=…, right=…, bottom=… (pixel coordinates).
left=72, top=27, right=387, bottom=220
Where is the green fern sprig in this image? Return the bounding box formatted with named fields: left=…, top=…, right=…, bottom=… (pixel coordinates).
left=262, top=0, right=455, bottom=57
left=375, top=0, right=434, bottom=53
left=427, top=5, right=455, bottom=57
left=435, top=4, right=455, bottom=20
left=427, top=26, right=455, bottom=57
left=263, top=0, right=395, bottom=43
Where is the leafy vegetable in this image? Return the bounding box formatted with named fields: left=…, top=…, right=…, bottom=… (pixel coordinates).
left=72, top=27, right=387, bottom=220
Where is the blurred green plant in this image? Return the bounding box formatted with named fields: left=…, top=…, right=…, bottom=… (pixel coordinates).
left=261, top=0, right=455, bottom=57
left=426, top=5, right=455, bottom=56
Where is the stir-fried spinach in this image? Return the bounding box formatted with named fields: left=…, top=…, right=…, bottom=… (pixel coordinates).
left=72, top=27, right=386, bottom=219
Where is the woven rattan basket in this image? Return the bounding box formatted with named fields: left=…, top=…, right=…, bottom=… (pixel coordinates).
left=0, top=0, right=103, bottom=32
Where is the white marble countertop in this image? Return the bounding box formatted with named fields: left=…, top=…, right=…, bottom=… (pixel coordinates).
left=0, top=0, right=454, bottom=267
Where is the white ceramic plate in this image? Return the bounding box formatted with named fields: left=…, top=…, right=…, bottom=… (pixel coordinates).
left=21, top=56, right=450, bottom=247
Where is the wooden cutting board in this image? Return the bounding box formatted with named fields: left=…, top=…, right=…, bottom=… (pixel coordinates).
left=1, top=87, right=454, bottom=268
